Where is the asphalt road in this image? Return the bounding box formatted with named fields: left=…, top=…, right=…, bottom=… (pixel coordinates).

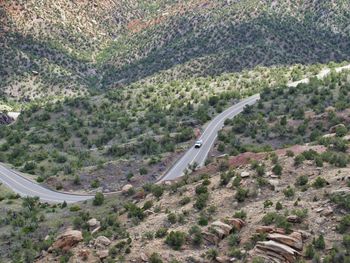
left=159, top=94, right=260, bottom=182
left=0, top=164, right=93, bottom=203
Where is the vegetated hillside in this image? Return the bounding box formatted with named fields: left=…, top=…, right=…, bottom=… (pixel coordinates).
left=0, top=118, right=350, bottom=263
left=1, top=0, right=350, bottom=101
left=0, top=73, right=349, bottom=262
left=0, top=65, right=330, bottom=192
left=213, top=70, right=350, bottom=157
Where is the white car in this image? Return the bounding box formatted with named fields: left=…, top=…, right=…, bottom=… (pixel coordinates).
left=194, top=140, right=203, bottom=148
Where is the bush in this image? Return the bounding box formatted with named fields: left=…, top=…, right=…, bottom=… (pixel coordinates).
left=149, top=253, right=163, bottom=263
left=125, top=203, right=145, bottom=220
left=198, top=214, right=209, bottom=226
left=313, top=234, right=325, bottom=250
left=235, top=187, right=249, bottom=202
left=165, top=231, right=186, bottom=250
left=151, top=185, right=164, bottom=198
left=272, top=164, right=283, bottom=176
left=294, top=154, right=305, bottom=166
left=195, top=185, right=208, bottom=195
left=179, top=196, right=191, bottom=206
left=305, top=244, right=315, bottom=259
left=330, top=193, right=350, bottom=211
left=295, top=175, right=308, bottom=186
left=283, top=186, right=295, bottom=198
left=155, top=227, right=168, bottom=238
left=275, top=201, right=283, bottom=210
left=343, top=234, right=350, bottom=250
left=93, top=192, right=104, bottom=206
left=228, top=233, right=240, bottom=246
left=70, top=205, right=81, bottom=212
left=338, top=215, right=350, bottom=233
left=234, top=210, right=247, bottom=219
left=189, top=226, right=203, bottom=246
left=143, top=200, right=153, bottom=210
left=167, top=213, right=177, bottom=224
left=194, top=193, right=209, bottom=210
left=206, top=248, right=218, bottom=260
left=264, top=200, right=273, bottom=208
left=312, top=177, right=328, bottom=189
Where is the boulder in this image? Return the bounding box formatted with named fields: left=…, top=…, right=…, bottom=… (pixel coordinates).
left=225, top=218, right=246, bottom=230
left=95, top=236, right=111, bottom=248
left=241, top=171, right=250, bottom=178
left=140, top=252, right=148, bottom=262
left=254, top=240, right=301, bottom=263
left=211, top=221, right=232, bottom=236
left=97, top=250, right=109, bottom=259
left=49, top=229, right=83, bottom=252
left=122, top=184, right=133, bottom=194
left=77, top=249, right=90, bottom=260
left=287, top=215, right=302, bottom=223
left=88, top=218, right=100, bottom=229
left=255, top=226, right=285, bottom=234
left=321, top=207, right=333, bottom=217
left=267, top=232, right=303, bottom=251
left=216, top=256, right=230, bottom=263
left=202, top=231, right=220, bottom=245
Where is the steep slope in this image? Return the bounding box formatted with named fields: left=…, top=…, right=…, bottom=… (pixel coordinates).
left=1, top=0, right=350, bottom=101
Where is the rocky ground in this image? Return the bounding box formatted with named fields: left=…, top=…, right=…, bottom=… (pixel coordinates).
left=34, top=137, right=350, bottom=262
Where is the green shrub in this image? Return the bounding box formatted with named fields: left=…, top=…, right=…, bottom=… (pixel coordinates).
left=70, top=205, right=81, bottom=212
left=155, top=227, right=168, bottom=238
left=343, top=234, right=350, bottom=250
left=198, top=214, right=209, bottom=226
left=179, top=196, right=191, bottom=206
left=312, top=177, right=328, bottom=189
left=93, top=192, right=104, bottom=206
left=272, top=164, right=283, bottom=175
left=283, top=186, right=295, bottom=198
left=195, top=185, right=208, bottom=195
left=234, top=210, right=247, bottom=219
left=228, top=233, right=240, bottom=247
left=206, top=248, right=219, bottom=260
left=338, top=215, right=350, bottom=233
left=305, top=244, right=315, bottom=259
left=313, top=234, right=325, bottom=250
left=264, top=200, right=273, bottom=208
left=189, top=225, right=203, bottom=246
left=275, top=201, right=283, bottom=210
left=143, top=200, right=153, bottom=210
left=165, top=231, right=186, bottom=250
left=167, top=213, right=177, bottom=224
left=149, top=253, right=163, bottom=263
left=151, top=185, right=164, bottom=198
left=235, top=187, right=249, bottom=202
left=294, top=154, right=305, bottom=166
left=194, top=193, right=209, bottom=210
left=330, top=193, right=350, bottom=211
left=295, top=175, right=308, bottom=186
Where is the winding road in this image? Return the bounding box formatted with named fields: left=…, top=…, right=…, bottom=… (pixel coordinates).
left=0, top=164, right=93, bottom=203
left=0, top=64, right=349, bottom=202
left=159, top=94, right=260, bottom=182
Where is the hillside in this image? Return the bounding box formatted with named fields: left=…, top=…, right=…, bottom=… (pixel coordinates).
left=1, top=1, right=350, bottom=263
left=1, top=0, right=350, bottom=102
left=0, top=70, right=350, bottom=262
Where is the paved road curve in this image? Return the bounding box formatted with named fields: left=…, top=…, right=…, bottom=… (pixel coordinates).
left=159, top=94, right=260, bottom=182
left=0, top=164, right=93, bottom=203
